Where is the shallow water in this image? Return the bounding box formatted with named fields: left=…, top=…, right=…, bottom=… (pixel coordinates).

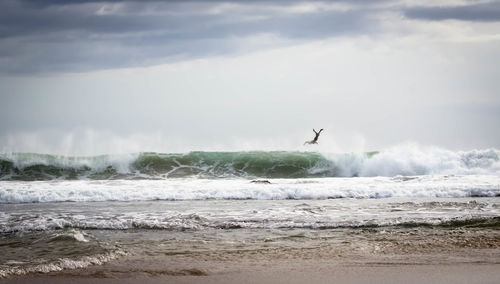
left=1, top=197, right=499, bottom=278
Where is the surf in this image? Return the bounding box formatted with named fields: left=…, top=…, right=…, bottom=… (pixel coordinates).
left=0, top=146, right=498, bottom=180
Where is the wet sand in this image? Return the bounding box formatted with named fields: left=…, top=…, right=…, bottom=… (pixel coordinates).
left=3, top=261, right=500, bottom=284
left=3, top=239, right=500, bottom=284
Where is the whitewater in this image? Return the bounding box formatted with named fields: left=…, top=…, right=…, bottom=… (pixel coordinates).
left=0, top=175, right=499, bottom=203
left=0, top=146, right=499, bottom=203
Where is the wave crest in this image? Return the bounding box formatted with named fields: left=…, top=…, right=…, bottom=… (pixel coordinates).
left=0, top=146, right=498, bottom=180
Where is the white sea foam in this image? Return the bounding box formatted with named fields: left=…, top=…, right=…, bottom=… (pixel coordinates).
left=0, top=251, right=125, bottom=278
left=0, top=175, right=498, bottom=204
left=358, top=145, right=500, bottom=177
left=1, top=198, right=499, bottom=233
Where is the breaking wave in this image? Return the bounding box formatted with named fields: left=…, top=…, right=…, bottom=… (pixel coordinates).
left=2, top=209, right=499, bottom=233
left=0, top=146, right=499, bottom=180
left=0, top=175, right=499, bottom=203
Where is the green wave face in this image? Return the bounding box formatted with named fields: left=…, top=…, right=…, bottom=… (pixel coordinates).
left=3, top=148, right=497, bottom=180
left=131, top=151, right=338, bottom=178
left=0, top=151, right=372, bottom=180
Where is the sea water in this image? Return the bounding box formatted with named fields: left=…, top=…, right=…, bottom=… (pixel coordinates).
left=1, top=147, right=499, bottom=278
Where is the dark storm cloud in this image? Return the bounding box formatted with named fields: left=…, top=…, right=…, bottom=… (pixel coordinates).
left=1, top=0, right=384, bottom=74
left=1, top=0, right=497, bottom=74
left=405, top=2, right=500, bottom=22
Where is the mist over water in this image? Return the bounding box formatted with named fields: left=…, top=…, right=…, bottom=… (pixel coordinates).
left=0, top=128, right=373, bottom=156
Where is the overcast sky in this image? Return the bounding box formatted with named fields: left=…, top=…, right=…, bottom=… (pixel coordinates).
left=1, top=0, right=499, bottom=154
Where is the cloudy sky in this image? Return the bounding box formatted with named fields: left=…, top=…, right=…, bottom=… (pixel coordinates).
left=1, top=0, right=499, bottom=154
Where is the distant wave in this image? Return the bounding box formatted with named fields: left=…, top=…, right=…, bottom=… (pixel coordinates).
left=0, top=146, right=499, bottom=180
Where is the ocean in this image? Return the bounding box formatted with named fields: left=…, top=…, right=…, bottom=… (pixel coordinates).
left=1, top=146, right=499, bottom=278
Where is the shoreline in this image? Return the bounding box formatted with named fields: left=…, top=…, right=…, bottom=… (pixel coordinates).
left=2, top=198, right=499, bottom=283
left=3, top=261, right=500, bottom=284
left=2, top=236, right=499, bottom=283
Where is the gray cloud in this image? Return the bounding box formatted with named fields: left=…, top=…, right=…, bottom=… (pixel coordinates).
left=1, top=0, right=499, bottom=74
left=405, top=2, right=500, bottom=22
left=0, top=0, right=385, bottom=73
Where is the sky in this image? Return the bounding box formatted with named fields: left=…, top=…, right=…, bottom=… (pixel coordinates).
left=1, top=0, right=499, bottom=155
